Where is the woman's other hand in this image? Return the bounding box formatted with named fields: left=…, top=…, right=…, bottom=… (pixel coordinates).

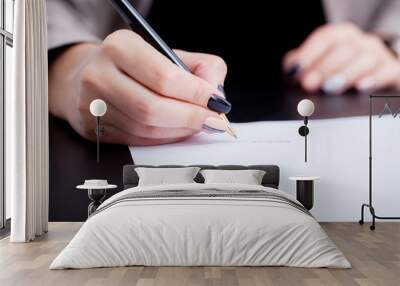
left=284, top=23, right=400, bottom=94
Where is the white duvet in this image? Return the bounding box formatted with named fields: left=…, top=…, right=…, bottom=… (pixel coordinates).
left=50, top=183, right=350, bottom=269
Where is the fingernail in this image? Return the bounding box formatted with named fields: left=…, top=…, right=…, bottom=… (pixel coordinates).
left=322, top=74, right=346, bottom=94
left=207, top=95, right=232, bottom=114
left=202, top=117, right=228, bottom=133
left=217, top=84, right=226, bottom=98
left=286, top=63, right=301, bottom=78
left=356, top=77, right=376, bottom=93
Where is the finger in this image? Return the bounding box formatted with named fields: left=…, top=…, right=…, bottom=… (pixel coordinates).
left=312, top=45, right=356, bottom=78
left=78, top=98, right=199, bottom=139
left=94, top=65, right=219, bottom=129
left=316, top=52, right=379, bottom=94
left=102, top=30, right=229, bottom=113
left=298, top=45, right=355, bottom=92
left=284, top=23, right=361, bottom=72
left=358, top=62, right=400, bottom=91
left=299, top=71, right=323, bottom=93
left=101, top=124, right=193, bottom=146
left=174, top=50, right=228, bottom=87
left=99, top=102, right=199, bottom=139
left=284, top=32, right=334, bottom=72
left=336, top=53, right=380, bottom=92
left=314, top=33, right=396, bottom=94
left=283, top=50, right=302, bottom=77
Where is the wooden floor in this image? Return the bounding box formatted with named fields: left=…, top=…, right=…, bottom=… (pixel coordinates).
left=0, top=222, right=399, bottom=286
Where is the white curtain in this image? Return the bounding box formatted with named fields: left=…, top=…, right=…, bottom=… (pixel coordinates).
left=7, top=0, right=49, bottom=242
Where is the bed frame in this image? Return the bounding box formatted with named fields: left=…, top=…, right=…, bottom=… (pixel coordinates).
left=123, top=165, right=280, bottom=189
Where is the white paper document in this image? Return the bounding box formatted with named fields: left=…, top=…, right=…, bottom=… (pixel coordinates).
left=129, top=117, right=400, bottom=221
left=130, top=121, right=299, bottom=165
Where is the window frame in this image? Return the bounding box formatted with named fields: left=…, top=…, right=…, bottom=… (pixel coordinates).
left=0, top=0, right=13, bottom=232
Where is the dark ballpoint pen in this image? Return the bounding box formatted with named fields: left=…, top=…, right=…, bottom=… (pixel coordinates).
left=109, top=0, right=237, bottom=138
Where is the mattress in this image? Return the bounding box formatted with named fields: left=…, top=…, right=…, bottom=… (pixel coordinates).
left=50, top=183, right=350, bottom=269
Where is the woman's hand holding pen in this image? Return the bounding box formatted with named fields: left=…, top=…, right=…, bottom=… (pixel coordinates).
left=49, top=30, right=230, bottom=145
left=284, top=22, right=400, bottom=94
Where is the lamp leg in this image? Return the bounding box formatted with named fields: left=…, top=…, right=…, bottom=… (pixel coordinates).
left=97, top=135, right=100, bottom=163
left=298, top=125, right=309, bottom=163
left=305, top=133, right=307, bottom=162
left=96, top=117, right=100, bottom=163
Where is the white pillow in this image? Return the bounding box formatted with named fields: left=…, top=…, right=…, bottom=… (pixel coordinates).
left=200, top=169, right=266, bottom=185
left=135, top=167, right=200, bottom=186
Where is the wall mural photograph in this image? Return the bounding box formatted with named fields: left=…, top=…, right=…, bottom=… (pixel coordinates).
left=2, top=0, right=400, bottom=285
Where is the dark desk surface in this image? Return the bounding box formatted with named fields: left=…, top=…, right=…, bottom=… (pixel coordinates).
left=50, top=89, right=398, bottom=221
left=227, top=88, right=380, bottom=121
left=49, top=118, right=132, bottom=221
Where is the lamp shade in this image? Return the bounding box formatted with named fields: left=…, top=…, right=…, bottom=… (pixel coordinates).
left=89, top=99, right=107, bottom=117
left=297, top=99, right=315, bottom=117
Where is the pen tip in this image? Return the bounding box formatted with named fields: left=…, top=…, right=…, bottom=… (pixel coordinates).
left=218, top=113, right=237, bottom=139
left=227, top=127, right=238, bottom=139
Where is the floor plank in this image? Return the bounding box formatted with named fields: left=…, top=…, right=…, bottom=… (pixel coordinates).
left=0, top=222, right=399, bottom=286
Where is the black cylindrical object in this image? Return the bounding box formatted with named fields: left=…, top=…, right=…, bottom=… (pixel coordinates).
left=296, top=180, right=314, bottom=210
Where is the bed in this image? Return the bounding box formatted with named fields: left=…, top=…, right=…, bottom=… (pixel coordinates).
left=50, top=165, right=350, bottom=269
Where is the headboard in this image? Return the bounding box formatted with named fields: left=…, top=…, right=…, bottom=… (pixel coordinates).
left=123, top=165, right=280, bottom=189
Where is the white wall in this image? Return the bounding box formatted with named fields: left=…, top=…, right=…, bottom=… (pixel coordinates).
left=131, top=116, right=400, bottom=222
